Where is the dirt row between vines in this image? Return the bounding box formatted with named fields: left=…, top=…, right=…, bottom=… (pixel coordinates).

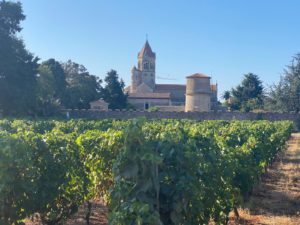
left=26, top=133, right=300, bottom=225
left=228, top=133, right=300, bottom=225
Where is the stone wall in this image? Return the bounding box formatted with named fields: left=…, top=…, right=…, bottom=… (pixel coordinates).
left=128, top=98, right=170, bottom=109
left=157, top=106, right=185, bottom=112
left=62, top=110, right=299, bottom=122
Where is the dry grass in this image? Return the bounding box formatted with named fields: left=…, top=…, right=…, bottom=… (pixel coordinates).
left=228, top=133, right=300, bottom=225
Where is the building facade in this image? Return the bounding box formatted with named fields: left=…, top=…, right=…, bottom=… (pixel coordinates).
left=90, top=99, right=109, bottom=111
left=126, top=41, right=218, bottom=111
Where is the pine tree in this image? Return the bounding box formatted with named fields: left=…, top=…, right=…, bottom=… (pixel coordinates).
left=101, top=70, right=127, bottom=109
left=228, top=73, right=264, bottom=112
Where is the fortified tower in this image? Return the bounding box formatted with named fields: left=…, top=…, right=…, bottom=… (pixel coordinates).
left=185, top=73, right=211, bottom=112
left=131, top=41, right=156, bottom=92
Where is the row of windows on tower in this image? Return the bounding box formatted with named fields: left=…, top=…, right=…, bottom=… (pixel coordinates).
left=139, top=62, right=155, bottom=70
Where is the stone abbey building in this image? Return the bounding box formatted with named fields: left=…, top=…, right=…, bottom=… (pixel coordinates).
left=125, top=41, right=218, bottom=111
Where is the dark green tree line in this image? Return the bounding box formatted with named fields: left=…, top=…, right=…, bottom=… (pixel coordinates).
left=0, top=0, right=39, bottom=116
left=0, top=1, right=128, bottom=116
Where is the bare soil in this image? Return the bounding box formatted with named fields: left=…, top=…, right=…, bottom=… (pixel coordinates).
left=65, top=199, right=108, bottom=225
left=24, top=199, right=108, bottom=225
left=228, top=133, right=300, bottom=225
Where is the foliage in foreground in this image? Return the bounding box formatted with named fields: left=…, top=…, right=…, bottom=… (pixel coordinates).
left=0, top=119, right=293, bottom=224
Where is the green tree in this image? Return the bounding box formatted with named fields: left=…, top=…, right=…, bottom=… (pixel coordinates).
left=222, top=91, right=231, bottom=101
left=101, top=70, right=127, bottom=109
left=0, top=0, right=39, bottom=116
left=228, top=73, right=264, bottom=112
left=36, top=59, right=67, bottom=116
left=269, top=53, right=300, bottom=112
left=41, top=59, right=67, bottom=101
left=0, top=1, right=24, bottom=35
left=36, top=64, right=61, bottom=116
left=62, top=60, right=101, bottom=109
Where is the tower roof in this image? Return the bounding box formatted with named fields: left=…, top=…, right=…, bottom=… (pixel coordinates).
left=138, top=40, right=156, bottom=58
left=186, top=73, right=211, bottom=79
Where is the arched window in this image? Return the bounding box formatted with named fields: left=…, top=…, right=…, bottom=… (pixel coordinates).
left=144, top=62, right=149, bottom=70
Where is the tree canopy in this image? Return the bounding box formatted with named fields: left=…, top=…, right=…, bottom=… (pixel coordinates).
left=42, top=59, right=67, bottom=100
left=226, top=73, right=264, bottom=112
left=222, top=91, right=231, bottom=101
left=62, top=60, right=102, bottom=109
left=0, top=1, right=25, bottom=35
left=0, top=0, right=39, bottom=116
left=36, top=64, right=61, bottom=116
left=100, top=70, right=127, bottom=109
left=269, top=53, right=300, bottom=112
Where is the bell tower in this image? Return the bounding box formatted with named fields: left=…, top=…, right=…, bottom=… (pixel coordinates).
left=137, top=40, right=156, bottom=90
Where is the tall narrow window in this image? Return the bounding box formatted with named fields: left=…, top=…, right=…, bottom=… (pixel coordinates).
left=144, top=62, right=149, bottom=70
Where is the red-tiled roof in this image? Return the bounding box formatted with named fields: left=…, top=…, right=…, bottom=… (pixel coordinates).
left=155, top=84, right=186, bottom=91
left=138, top=41, right=156, bottom=58
left=186, top=73, right=210, bottom=78
left=129, top=92, right=170, bottom=99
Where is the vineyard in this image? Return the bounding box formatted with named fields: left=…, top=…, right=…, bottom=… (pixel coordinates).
left=0, top=119, right=293, bottom=225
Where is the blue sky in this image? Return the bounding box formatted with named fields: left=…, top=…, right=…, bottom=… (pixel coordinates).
left=19, top=0, right=300, bottom=97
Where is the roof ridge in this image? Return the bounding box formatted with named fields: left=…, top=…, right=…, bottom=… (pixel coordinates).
left=186, top=73, right=210, bottom=78
left=138, top=41, right=156, bottom=58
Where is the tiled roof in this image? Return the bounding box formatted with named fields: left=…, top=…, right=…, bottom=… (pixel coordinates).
left=129, top=92, right=170, bottom=99
left=136, top=82, right=153, bottom=93
left=138, top=41, right=156, bottom=58
left=155, top=84, right=186, bottom=91
left=186, top=73, right=210, bottom=78
left=90, top=99, right=108, bottom=104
